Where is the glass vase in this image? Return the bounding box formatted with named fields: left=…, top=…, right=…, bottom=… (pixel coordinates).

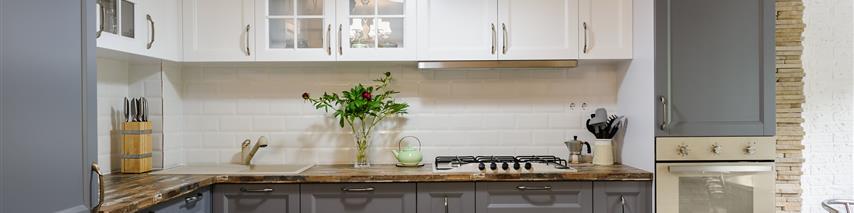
left=353, top=134, right=371, bottom=168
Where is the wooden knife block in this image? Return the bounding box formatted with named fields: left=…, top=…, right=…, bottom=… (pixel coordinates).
left=121, top=122, right=152, bottom=173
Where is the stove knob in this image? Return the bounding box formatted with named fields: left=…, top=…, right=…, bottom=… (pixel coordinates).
left=678, top=145, right=690, bottom=157
left=524, top=162, right=532, bottom=170
left=478, top=162, right=486, bottom=170
left=513, top=162, right=521, bottom=170
left=712, top=144, right=723, bottom=155
left=746, top=145, right=757, bottom=155
left=501, top=162, right=509, bottom=170
left=489, top=162, right=497, bottom=170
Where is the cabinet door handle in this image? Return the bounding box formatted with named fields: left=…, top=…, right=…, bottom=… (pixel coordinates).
left=620, top=195, right=626, bottom=213
left=245, top=24, right=251, bottom=56
left=326, top=24, right=332, bottom=55
left=501, top=23, right=508, bottom=54
left=96, top=2, right=105, bottom=38
left=184, top=193, right=203, bottom=204
left=91, top=162, right=105, bottom=210
left=582, top=22, right=589, bottom=54
left=443, top=195, right=449, bottom=213
left=516, top=185, right=551, bottom=191
left=490, top=23, right=496, bottom=55
left=240, top=187, right=273, bottom=193
left=659, top=96, right=669, bottom=130
left=338, top=24, right=343, bottom=55
left=342, top=186, right=375, bottom=192
left=146, top=14, right=155, bottom=49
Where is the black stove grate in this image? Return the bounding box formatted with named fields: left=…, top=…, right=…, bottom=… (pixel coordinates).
left=434, top=155, right=570, bottom=170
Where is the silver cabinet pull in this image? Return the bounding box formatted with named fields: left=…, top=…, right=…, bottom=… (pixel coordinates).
left=582, top=22, right=589, bottom=54
left=620, top=195, right=626, bottom=213
left=501, top=23, right=508, bottom=54
left=342, top=186, right=375, bottom=192
left=146, top=14, right=155, bottom=49
left=659, top=96, right=669, bottom=130
left=244, top=24, right=251, bottom=56
left=338, top=24, right=343, bottom=55
left=185, top=193, right=203, bottom=204
left=516, top=185, right=551, bottom=191
left=91, top=162, right=105, bottom=210
left=240, top=187, right=273, bottom=193
left=491, top=23, right=496, bottom=55
left=326, top=24, right=332, bottom=55
left=96, top=2, right=105, bottom=38
left=443, top=195, right=449, bottom=213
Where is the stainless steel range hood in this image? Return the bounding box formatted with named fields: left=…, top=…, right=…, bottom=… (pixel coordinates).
left=417, top=60, right=578, bottom=69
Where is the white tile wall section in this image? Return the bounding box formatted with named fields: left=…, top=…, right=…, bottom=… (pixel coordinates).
left=162, top=61, right=184, bottom=169
left=801, top=0, right=854, bottom=211
left=180, top=63, right=620, bottom=165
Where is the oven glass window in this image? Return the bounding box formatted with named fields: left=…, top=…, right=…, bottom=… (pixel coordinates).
left=679, top=175, right=754, bottom=213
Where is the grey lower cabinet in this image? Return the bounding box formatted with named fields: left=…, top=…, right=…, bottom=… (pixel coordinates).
left=213, top=184, right=300, bottom=213
left=146, top=188, right=211, bottom=213
left=475, top=182, right=593, bottom=213
left=654, top=0, right=776, bottom=136
left=593, top=182, right=651, bottom=213
left=301, top=183, right=417, bottom=213
left=417, top=183, right=476, bottom=213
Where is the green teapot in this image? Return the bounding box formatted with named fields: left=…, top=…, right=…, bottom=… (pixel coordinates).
left=392, top=136, right=423, bottom=166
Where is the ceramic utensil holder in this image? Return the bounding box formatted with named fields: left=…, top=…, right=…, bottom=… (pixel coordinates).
left=592, top=139, right=615, bottom=166
left=121, top=122, right=153, bottom=173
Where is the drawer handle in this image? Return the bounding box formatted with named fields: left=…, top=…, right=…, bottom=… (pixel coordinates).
left=185, top=193, right=203, bottom=204
left=342, top=187, right=375, bottom=192
left=443, top=196, right=449, bottom=213
left=91, top=162, right=104, bottom=210
left=240, top=188, right=273, bottom=193
left=516, top=186, right=551, bottom=191
left=620, top=195, right=626, bottom=213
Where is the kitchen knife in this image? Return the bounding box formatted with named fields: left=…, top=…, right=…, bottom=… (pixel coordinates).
left=129, top=98, right=136, bottom=122
left=141, top=97, right=148, bottom=122
left=123, top=97, right=130, bottom=122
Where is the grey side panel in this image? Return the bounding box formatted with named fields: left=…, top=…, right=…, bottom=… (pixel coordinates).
left=656, top=0, right=775, bottom=136
left=213, top=184, right=299, bottom=213
left=0, top=0, right=97, bottom=212
left=593, top=182, right=651, bottom=213
left=475, top=182, right=593, bottom=213
left=416, top=182, right=476, bottom=213
left=301, top=183, right=417, bottom=213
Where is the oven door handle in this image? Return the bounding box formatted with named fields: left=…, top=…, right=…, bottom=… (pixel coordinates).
left=669, top=165, right=773, bottom=174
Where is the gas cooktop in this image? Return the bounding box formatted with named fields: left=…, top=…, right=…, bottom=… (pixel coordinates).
left=433, top=155, right=577, bottom=173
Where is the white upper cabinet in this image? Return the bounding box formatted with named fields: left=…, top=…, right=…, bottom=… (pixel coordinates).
left=497, top=0, right=579, bottom=60
left=139, top=0, right=181, bottom=61
left=337, top=0, right=417, bottom=61
left=579, top=0, right=632, bottom=59
left=97, top=0, right=146, bottom=54
left=417, top=0, right=498, bottom=61
left=183, top=0, right=255, bottom=62
left=255, top=0, right=337, bottom=61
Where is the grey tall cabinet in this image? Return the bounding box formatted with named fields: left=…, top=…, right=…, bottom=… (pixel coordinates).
left=0, top=0, right=98, bottom=212
left=655, top=0, right=776, bottom=136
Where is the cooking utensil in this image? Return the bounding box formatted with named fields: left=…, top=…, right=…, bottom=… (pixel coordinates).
left=140, top=97, right=147, bottom=122
left=129, top=98, right=137, bottom=122
left=123, top=97, right=130, bottom=122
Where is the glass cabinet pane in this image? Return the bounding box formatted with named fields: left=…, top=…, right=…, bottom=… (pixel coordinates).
left=120, top=0, right=134, bottom=38
left=297, top=0, right=324, bottom=16
left=349, top=0, right=374, bottom=15
left=297, top=18, right=324, bottom=48
left=377, top=18, right=402, bottom=48
left=269, top=0, right=294, bottom=16
left=377, top=0, right=404, bottom=15
left=98, top=0, right=118, bottom=34
left=349, top=18, right=375, bottom=48
left=269, top=19, right=295, bottom=48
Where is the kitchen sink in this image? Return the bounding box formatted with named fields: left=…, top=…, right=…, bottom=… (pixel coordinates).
left=152, top=164, right=314, bottom=175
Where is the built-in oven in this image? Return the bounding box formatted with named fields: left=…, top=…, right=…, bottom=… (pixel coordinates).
left=656, top=137, right=776, bottom=213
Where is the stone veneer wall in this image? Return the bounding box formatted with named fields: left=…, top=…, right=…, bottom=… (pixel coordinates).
left=775, top=0, right=806, bottom=212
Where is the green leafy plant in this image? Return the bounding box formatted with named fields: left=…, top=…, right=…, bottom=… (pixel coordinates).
left=301, top=72, right=409, bottom=167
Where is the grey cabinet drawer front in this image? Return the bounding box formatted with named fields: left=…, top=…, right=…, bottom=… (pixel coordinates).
left=476, top=182, right=593, bottom=213
left=593, top=182, right=651, bottom=213
left=213, top=184, right=299, bottom=213
left=301, top=183, right=416, bottom=213
left=417, top=183, right=476, bottom=213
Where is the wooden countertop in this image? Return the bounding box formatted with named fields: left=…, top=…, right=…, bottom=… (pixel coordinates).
left=97, top=164, right=652, bottom=213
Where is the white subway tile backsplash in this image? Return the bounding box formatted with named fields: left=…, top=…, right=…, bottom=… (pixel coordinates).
left=220, top=116, right=253, bottom=131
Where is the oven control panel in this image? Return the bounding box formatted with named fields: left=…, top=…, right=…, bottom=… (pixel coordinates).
left=656, top=137, right=776, bottom=161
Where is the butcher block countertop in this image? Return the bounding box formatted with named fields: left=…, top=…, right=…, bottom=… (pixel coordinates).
left=97, top=164, right=652, bottom=213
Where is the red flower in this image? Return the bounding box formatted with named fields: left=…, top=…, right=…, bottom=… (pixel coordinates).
left=302, top=92, right=310, bottom=100
left=361, top=91, right=372, bottom=101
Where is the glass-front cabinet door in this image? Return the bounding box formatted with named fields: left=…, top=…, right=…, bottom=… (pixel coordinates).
left=96, top=0, right=144, bottom=53
left=336, top=0, right=416, bottom=61
left=256, top=0, right=336, bottom=61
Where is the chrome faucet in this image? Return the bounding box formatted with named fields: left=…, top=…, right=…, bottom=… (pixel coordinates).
left=241, top=136, right=268, bottom=165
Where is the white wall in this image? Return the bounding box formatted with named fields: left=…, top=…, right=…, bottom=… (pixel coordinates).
left=801, top=0, right=854, bottom=211
left=616, top=0, right=655, bottom=172
left=179, top=63, right=620, bottom=165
